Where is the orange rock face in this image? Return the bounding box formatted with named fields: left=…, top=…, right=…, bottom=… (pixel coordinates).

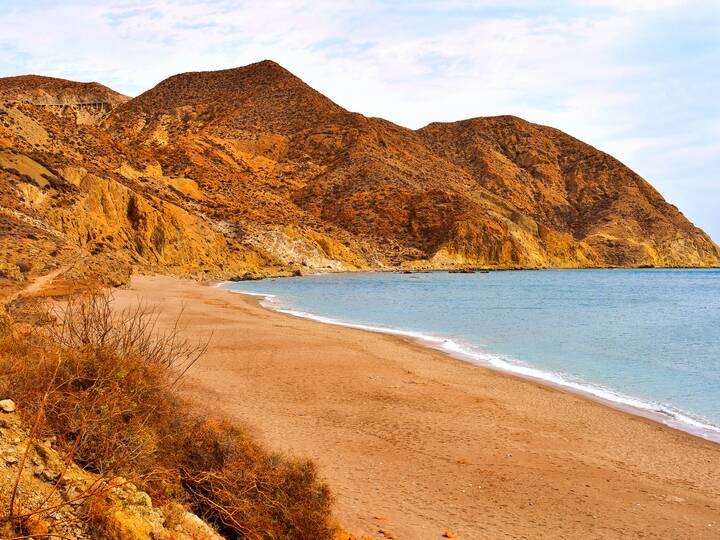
left=1, top=60, right=717, bottom=293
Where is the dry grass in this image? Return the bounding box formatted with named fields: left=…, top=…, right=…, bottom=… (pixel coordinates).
left=0, top=292, right=336, bottom=539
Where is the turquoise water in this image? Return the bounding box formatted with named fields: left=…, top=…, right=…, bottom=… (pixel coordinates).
left=221, top=270, right=720, bottom=441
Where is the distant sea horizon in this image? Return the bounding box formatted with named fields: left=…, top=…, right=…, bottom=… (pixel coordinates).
left=220, top=269, right=720, bottom=443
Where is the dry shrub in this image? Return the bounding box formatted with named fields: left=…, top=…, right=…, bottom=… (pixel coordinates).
left=0, top=292, right=336, bottom=539
left=2, top=292, right=201, bottom=475
left=169, top=418, right=334, bottom=539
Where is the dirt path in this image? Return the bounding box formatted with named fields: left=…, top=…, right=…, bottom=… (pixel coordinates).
left=4, top=263, right=74, bottom=305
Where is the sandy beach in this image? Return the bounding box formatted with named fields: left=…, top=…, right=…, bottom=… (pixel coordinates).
left=114, top=275, right=720, bottom=539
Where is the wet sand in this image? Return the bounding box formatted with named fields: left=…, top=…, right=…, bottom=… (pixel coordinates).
left=114, top=275, right=720, bottom=539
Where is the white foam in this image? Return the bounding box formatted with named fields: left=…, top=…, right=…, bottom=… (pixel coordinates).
left=222, top=285, right=720, bottom=443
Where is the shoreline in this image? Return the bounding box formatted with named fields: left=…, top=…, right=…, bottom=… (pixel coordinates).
left=217, top=282, right=720, bottom=445
left=114, top=275, right=720, bottom=539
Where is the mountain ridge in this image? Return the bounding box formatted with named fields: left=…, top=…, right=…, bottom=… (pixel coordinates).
left=1, top=60, right=717, bottom=296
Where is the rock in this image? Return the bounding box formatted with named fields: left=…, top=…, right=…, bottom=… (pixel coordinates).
left=443, top=531, right=458, bottom=538
left=2, top=451, right=18, bottom=464
left=41, top=467, right=59, bottom=482
left=95, top=508, right=159, bottom=540
left=43, top=435, right=57, bottom=447
left=0, top=399, right=16, bottom=413
left=379, top=529, right=397, bottom=539
left=159, top=504, right=224, bottom=540
left=63, top=485, right=84, bottom=505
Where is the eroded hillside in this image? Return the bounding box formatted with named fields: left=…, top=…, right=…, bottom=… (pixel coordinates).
left=1, top=60, right=718, bottom=296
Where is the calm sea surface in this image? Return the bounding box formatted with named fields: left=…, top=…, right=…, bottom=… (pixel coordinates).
left=221, top=270, right=720, bottom=441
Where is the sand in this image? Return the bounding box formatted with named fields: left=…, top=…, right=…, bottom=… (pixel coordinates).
left=113, top=275, right=720, bottom=539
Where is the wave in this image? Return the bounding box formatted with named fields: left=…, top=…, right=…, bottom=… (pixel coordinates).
left=218, top=282, right=720, bottom=443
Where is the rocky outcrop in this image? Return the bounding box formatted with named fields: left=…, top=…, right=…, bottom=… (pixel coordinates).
left=0, top=75, right=129, bottom=125
left=0, top=400, right=223, bottom=539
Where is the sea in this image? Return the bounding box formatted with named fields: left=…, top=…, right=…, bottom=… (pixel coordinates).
left=220, top=269, right=720, bottom=442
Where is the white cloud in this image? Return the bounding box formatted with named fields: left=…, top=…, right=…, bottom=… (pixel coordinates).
left=576, top=0, right=696, bottom=12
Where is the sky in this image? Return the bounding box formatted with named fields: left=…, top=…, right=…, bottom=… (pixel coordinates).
left=1, top=0, right=719, bottom=241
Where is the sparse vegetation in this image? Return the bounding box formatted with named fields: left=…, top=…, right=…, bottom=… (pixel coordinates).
left=0, top=292, right=336, bottom=539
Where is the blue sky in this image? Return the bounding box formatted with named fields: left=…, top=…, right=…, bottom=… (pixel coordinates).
left=1, top=0, right=719, bottom=241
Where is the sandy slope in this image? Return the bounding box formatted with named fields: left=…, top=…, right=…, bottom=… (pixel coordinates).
left=113, top=275, right=720, bottom=539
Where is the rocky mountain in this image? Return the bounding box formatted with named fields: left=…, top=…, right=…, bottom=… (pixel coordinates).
left=1, top=60, right=718, bottom=295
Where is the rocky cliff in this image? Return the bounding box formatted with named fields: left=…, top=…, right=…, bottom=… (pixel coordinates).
left=1, top=61, right=717, bottom=295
